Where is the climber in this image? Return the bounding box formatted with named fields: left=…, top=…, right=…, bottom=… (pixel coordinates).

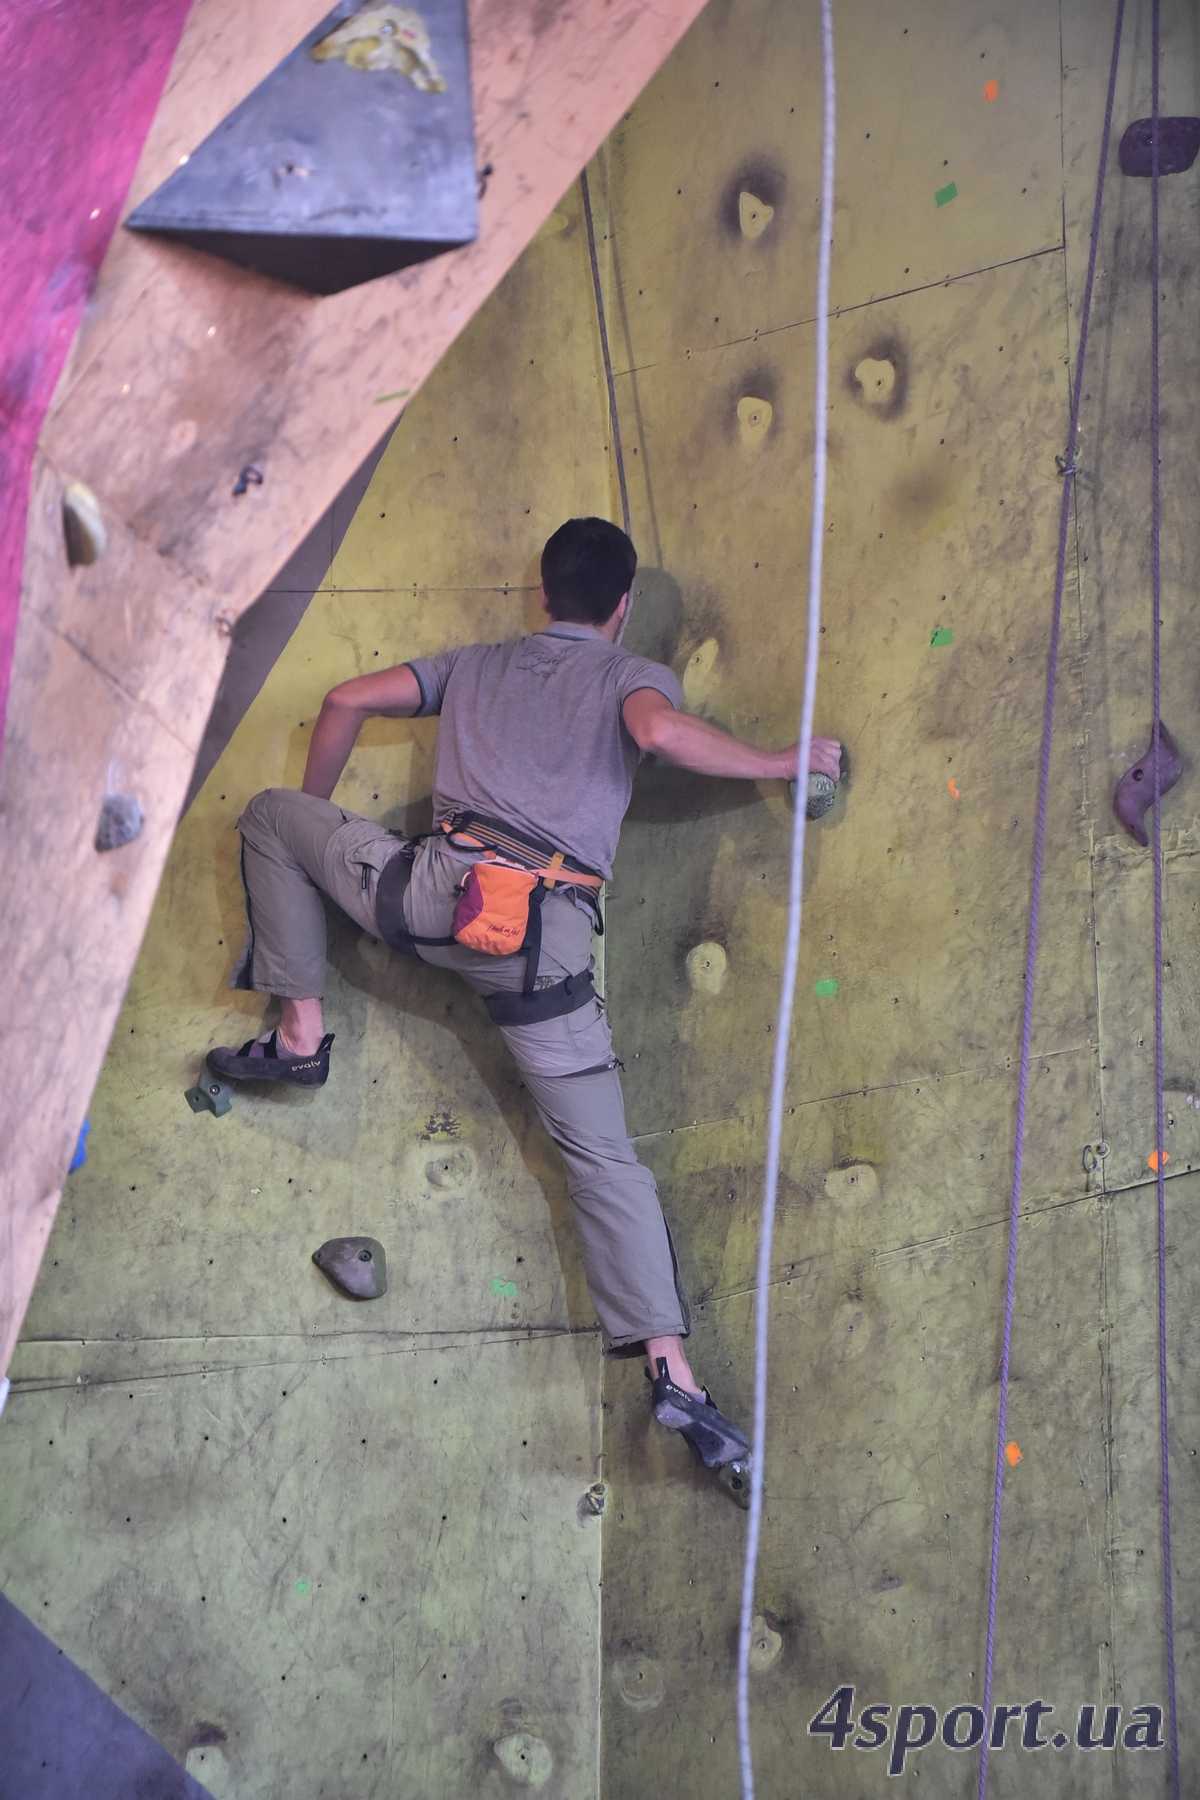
left=209, top=517, right=842, bottom=1470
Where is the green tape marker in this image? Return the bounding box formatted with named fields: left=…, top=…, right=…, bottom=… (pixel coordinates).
left=930, top=626, right=954, bottom=646
left=935, top=181, right=958, bottom=207
left=491, top=1278, right=518, bottom=1299
left=814, top=978, right=839, bottom=997
left=295, top=1579, right=311, bottom=1596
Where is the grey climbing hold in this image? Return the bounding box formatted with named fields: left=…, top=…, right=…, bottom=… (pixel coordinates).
left=63, top=479, right=107, bottom=566
left=579, top=1480, right=608, bottom=1520
left=492, top=1730, right=553, bottom=1788
left=186, top=1078, right=233, bottom=1117
left=313, top=1236, right=387, bottom=1300
left=788, top=745, right=848, bottom=821
left=95, top=793, right=144, bottom=851
left=806, top=771, right=837, bottom=819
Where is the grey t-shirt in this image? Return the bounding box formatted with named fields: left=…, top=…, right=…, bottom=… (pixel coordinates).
left=405, top=622, right=683, bottom=879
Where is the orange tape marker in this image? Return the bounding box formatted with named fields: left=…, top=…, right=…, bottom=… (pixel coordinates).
left=984, top=79, right=1000, bottom=103
left=1148, top=1149, right=1170, bottom=1173
left=948, top=777, right=961, bottom=799
left=1005, top=1441, right=1022, bottom=1467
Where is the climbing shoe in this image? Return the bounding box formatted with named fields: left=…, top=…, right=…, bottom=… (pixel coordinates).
left=206, top=1030, right=334, bottom=1087
left=647, top=1358, right=752, bottom=1470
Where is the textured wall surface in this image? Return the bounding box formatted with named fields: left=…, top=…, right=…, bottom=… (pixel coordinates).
left=3, top=2, right=1198, bottom=1798
left=1, top=198, right=616, bottom=1799
left=599, top=0, right=1198, bottom=1796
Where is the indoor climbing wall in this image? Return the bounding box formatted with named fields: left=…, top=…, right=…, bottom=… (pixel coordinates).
left=3, top=2, right=1198, bottom=1797
left=0, top=196, right=618, bottom=1797
left=599, top=0, right=1197, bottom=1795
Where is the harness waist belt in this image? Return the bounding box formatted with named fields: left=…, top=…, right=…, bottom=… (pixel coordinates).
left=440, top=811, right=603, bottom=892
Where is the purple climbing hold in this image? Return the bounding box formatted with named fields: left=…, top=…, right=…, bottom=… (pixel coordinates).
left=1113, top=722, right=1184, bottom=847
left=1118, top=117, right=1200, bottom=177
left=312, top=1236, right=387, bottom=1300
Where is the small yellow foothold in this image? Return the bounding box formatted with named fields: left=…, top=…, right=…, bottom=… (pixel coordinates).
left=853, top=356, right=897, bottom=407
left=312, top=5, right=447, bottom=91
left=736, top=394, right=774, bottom=446
left=749, top=1612, right=783, bottom=1671
left=686, top=941, right=728, bottom=995
left=738, top=190, right=775, bottom=240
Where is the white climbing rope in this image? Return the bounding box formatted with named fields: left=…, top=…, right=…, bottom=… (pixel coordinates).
left=736, top=3, right=836, bottom=1794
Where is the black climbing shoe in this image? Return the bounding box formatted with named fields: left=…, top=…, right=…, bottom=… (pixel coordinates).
left=647, top=1358, right=752, bottom=1470
left=206, top=1030, right=334, bottom=1087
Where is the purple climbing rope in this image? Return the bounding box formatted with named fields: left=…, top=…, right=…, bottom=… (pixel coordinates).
left=975, top=5, right=1126, bottom=1796
left=580, top=166, right=633, bottom=540
left=1149, top=2, right=1182, bottom=1791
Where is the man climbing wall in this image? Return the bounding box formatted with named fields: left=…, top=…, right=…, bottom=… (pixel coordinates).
left=209, top=517, right=842, bottom=1469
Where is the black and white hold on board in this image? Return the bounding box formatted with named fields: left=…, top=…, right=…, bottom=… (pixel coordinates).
left=127, top=2, right=478, bottom=294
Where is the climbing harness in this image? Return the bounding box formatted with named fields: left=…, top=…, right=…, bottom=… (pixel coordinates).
left=374, top=810, right=604, bottom=1028
left=736, top=3, right=835, bottom=1796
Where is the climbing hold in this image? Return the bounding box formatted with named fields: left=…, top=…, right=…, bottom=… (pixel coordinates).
left=736, top=394, right=774, bottom=446
left=423, top=1144, right=475, bottom=1191
left=738, top=190, right=775, bottom=240
left=185, top=1078, right=233, bottom=1117
left=1119, top=117, right=1200, bottom=177
left=806, top=772, right=837, bottom=819
left=311, top=6, right=447, bottom=91
left=852, top=356, right=896, bottom=408
left=62, top=479, right=107, bottom=567
left=749, top=1612, right=783, bottom=1672
left=68, top=1119, right=91, bottom=1173
left=231, top=464, right=263, bottom=498
left=313, top=1237, right=388, bottom=1299
left=1148, top=1150, right=1170, bottom=1174
left=930, top=626, right=954, bottom=647
left=491, top=1729, right=553, bottom=1788
left=983, top=79, right=1000, bottom=103
left=1005, top=1441, right=1022, bottom=1468
left=1113, top=722, right=1183, bottom=847
left=686, top=941, right=728, bottom=995
left=935, top=181, right=958, bottom=207
left=580, top=1480, right=608, bottom=1519
left=789, top=744, right=848, bottom=820
left=947, top=777, right=961, bottom=800
left=823, top=1162, right=880, bottom=1203
left=613, top=1652, right=665, bottom=1713
left=95, top=793, right=144, bottom=852
left=1081, top=1141, right=1110, bottom=1175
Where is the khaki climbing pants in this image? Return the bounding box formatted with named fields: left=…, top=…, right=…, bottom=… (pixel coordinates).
left=233, top=788, right=690, bottom=1352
